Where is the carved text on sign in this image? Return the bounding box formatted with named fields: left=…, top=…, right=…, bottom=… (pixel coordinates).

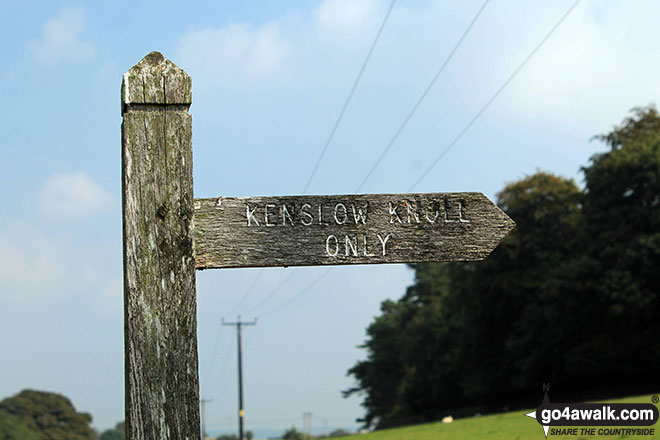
left=193, top=193, right=514, bottom=269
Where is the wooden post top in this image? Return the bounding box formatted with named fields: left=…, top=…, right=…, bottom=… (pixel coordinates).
left=122, top=51, right=198, bottom=439
left=122, top=51, right=191, bottom=111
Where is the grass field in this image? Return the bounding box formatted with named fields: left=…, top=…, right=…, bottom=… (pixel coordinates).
left=332, top=395, right=659, bottom=440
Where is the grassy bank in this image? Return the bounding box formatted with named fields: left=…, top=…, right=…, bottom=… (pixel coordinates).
left=332, top=395, right=659, bottom=440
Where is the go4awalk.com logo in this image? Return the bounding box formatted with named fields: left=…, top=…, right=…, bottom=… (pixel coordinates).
left=524, top=385, right=659, bottom=438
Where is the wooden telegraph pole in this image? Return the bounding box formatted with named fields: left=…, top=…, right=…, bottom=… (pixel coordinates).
left=121, top=52, right=514, bottom=439
left=122, top=52, right=199, bottom=439
left=223, top=318, right=257, bottom=440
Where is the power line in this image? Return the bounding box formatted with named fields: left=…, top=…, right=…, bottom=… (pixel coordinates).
left=215, top=360, right=237, bottom=406
left=257, top=269, right=332, bottom=319
left=240, top=271, right=295, bottom=316
left=209, top=0, right=397, bottom=410
left=251, top=0, right=489, bottom=318
left=302, top=0, right=397, bottom=195
left=249, top=0, right=581, bottom=323
left=225, top=269, right=264, bottom=318
left=408, top=0, right=582, bottom=191
left=203, top=270, right=262, bottom=393
left=255, top=0, right=582, bottom=320
left=204, top=3, right=583, bottom=433
left=209, top=331, right=235, bottom=395
left=212, top=358, right=239, bottom=435
left=355, top=0, right=491, bottom=192
left=202, top=270, right=263, bottom=391
left=233, top=0, right=398, bottom=321
left=204, top=4, right=398, bottom=430
left=214, top=324, right=256, bottom=398
left=201, top=326, right=226, bottom=392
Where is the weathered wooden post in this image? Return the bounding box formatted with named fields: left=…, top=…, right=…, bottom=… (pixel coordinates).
left=122, top=52, right=200, bottom=439
left=121, top=50, right=515, bottom=440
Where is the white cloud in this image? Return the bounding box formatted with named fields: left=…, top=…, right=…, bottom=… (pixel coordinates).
left=175, top=0, right=385, bottom=88
left=175, top=0, right=660, bottom=125
left=37, top=172, right=114, bottom=221
left=177, top=22, right=288, bottom=82
left=0, top=221, right=121, bottom=305
left=172, top=0, right=660, bottom=195
left=503, top=1, right=660, bottom=133
left=0, top=222, right=66, bottom=296
left=31, top=8, right=94, bottom=63
left=313, top=0, right=382, bottom=35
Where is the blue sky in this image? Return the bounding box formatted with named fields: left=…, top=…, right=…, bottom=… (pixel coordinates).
left=1, top=0, right=659, bottom=436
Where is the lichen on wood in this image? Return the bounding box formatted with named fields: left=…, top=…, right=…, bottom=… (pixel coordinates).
left=193, top=192, right=515, bottom=269
left=121, top=52, right=200, bottom=440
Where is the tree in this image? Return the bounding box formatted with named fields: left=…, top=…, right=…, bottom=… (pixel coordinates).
left=573, top=105, right=660, bottom=388
left=346, top=172, right=583, bottom=427
left=215, top=430, right=251, bottom=440
left=99, top=422, right=125, bottom=440
left=345, top=105, right=660, bottom=429
left=343, top=298, right=415, bottom=427
left=450, top=172, right=583, bottom=404
left=0, top=390, right=95, bottom=440
left=0, top=410, right=40, bottom=440
left=345, top=262, right=471, bottom=428
left=591, top=105, right=660, bottom=150
left=281, top=426, right=311, bottom=440
left=328, top=428, right=351, bottom=437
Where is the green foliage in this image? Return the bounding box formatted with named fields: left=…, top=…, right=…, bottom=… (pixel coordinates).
left=575, top=105, right=660, bottom=384
left=0, top=410, right=40, bottom=440
left=0, top=390, right=95, bottom=440
left=347, top=172, right=583, bottom=428
left=346, top=106, right=660, bottom=429
left=592, top=105, right=660, bottom=150
left=345, top=263, right=467, bottom=427
left=215, top=431, right=252, bottom=440
left=328, top=428, right=352, bottom=437
left=280, top=426, right=312, bottom=440
left=99, top=421, right=125, bottom=440
left=452, top=172, right=583, bottom=404
left=98, top=430, right=122, bottom=440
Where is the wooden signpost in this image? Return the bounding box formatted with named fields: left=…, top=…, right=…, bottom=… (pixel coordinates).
left=194, top=193, right=514, bottom=269
left=122, top=52, right=514, bottom=440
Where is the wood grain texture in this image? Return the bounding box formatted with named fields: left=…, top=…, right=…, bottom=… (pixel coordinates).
left=194, top=192, right=515, bottom=269
left=122, top=51, right=192, bottom=109
left=122, top=52, right=200, bottom=440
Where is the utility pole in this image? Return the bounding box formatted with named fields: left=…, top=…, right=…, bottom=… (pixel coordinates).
left=200, top=398, right=212, bottom=439
left=303, top=412, right=313, bottom=438
left=222, top=316, right=257, bottom=440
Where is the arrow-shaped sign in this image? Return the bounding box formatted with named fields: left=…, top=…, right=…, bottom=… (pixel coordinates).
left=193, top=192, right=514, bottom=269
